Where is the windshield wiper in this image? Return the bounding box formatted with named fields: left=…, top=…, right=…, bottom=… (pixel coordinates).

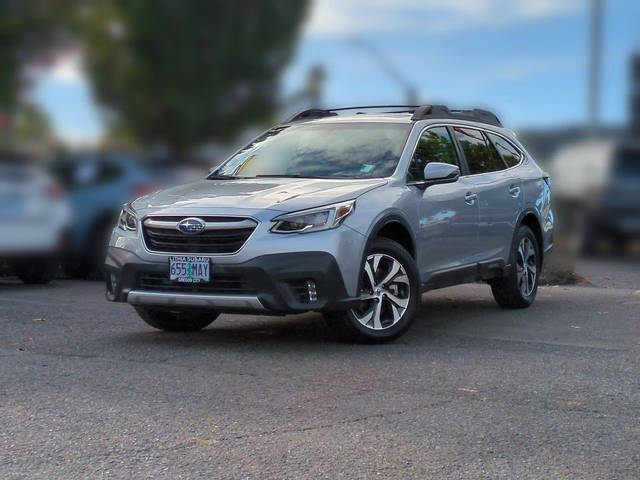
left=207, top=174, right=243, bottom=180
left=254, top=174, right=324, bottom=179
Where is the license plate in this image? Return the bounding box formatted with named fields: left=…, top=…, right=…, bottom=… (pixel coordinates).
left=169, top=256, right=210, bottom=283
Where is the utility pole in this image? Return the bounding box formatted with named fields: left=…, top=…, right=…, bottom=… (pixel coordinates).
left=349, top=37, right=419, bottom=105
left=588, top=0, right=603, bottom=134
left=631, top=52, right=640, bottom=135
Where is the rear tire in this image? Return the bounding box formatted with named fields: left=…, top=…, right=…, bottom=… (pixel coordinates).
left=14, top=258, right=59, bottom=285
left=62, top=259, right=92, bottom=279
left=491, top=225, right=540, bottom=309
left=134, top=307, right=219, bottom=332
left=325, top=237, right=420, bottom=343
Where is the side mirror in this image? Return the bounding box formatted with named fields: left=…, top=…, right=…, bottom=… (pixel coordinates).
left=412, top=162, right=460, bottom=189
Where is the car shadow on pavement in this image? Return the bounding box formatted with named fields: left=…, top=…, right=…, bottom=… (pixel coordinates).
left=0, top=279, right=67, bottom=289
left=112, top=290, right=511, bottom=348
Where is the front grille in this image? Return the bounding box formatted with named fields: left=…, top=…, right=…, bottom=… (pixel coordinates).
left=142, top=216, right=257, bottom=254
left=137, top=272, right=256, bottom=295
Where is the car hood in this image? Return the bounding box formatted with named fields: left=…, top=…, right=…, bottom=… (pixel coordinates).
left=131, top=177, right=387, bottom=216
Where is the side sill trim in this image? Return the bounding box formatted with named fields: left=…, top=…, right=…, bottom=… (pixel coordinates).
left=127, top=291, right=266, bottom=310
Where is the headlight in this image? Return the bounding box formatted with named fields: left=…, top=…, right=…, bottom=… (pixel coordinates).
left=271, top=200, right=355, bottom=234
left=118, top=203, right=138, bottom=232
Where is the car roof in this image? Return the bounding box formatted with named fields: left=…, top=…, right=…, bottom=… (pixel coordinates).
left=280, top=105, right=518, bottom=137
left=297, top=113, right=414, bottom=124
left=285, top=111, right=516, bottom=139
left=284, top=104, right=504, bottom=128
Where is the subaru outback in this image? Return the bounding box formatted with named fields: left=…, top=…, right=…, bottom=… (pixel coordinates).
left=105, top=105, right=554, bottom=342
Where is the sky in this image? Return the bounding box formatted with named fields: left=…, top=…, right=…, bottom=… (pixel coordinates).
left=30, top=0, right=640, bottom=146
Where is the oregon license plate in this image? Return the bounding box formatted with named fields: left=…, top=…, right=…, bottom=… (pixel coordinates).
left=169, top=256, right=210, bottom=283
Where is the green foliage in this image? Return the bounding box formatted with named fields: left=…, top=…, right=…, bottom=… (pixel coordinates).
left=1, top=1, right=308, bottom=152
left=78, top=0, right=309, bottom=152
left=15, top=102, right=52, bottom=141
left=0, top=0, right=70, bottom=112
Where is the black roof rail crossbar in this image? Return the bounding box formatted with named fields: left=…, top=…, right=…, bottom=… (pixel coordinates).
left=328, top=105, right=420, bottom=112
left=411, top=105, right=502, bottom=127
left=285, top=109, right=339, bottom=123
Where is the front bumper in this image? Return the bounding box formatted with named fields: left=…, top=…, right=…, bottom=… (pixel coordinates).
left=104, top=246, right=357, bottom=314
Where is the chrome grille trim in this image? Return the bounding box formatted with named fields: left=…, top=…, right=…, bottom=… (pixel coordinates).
left=141, top=215, right=258, bottom=254
left=143, top=218, right=257, bottom=231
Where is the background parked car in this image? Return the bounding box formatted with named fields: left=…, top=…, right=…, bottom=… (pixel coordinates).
left=581, top=141, right=640, bottom=254
left=0, top=151, right=70, bottom=284
left=550, top=139, right=640, bottom=255
left=48, top=151, right=186, bottom=278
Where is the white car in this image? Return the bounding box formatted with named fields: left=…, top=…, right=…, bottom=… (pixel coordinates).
left=0, top=152, right=70, bottom=284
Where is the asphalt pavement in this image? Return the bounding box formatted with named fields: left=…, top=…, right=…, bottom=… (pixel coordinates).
left=1, top=277, right=639, bottom=479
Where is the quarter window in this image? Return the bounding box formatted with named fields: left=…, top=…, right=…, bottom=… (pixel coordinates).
left=486, top=132, right=522, bottom=168
left=407, top=127, right=458, bottom=181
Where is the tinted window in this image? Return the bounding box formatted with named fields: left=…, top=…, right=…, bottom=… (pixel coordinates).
left=486, top=132, right=521, bottom=168
left=96, top=160, right=124, bottom=183
left=613, top=148, right=640, bottom=177
left=407, top=127, right=458, bottom=181
left=213, top=123, right=411, bottom=179
left=453, top=127, right=505, bottom=175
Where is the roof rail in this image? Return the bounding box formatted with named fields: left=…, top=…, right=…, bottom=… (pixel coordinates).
left=285, top=105, right=420, bottom=123
left=411, top=105, right=502, bottom=127
left=329, top=105, right=420, bottom=113
left=285, top=104, right=503, bottom=127
left=285, top=109, right=338, bottom=123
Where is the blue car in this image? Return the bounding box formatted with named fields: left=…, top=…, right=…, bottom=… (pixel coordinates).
left=50, top=151, right=171, bottom=278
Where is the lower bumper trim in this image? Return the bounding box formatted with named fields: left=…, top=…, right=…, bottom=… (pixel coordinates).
left=127, top=290, right=266, bottom=310
left=107, top=248, right=351, bottom=312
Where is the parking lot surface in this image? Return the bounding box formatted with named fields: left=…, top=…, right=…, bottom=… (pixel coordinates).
left=1, top=279, right=639, bottom=479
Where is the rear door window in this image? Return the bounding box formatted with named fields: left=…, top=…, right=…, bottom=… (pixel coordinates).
left=453, top=127, right=506, bottom=175
left=486, top=132, right=522, bottom=168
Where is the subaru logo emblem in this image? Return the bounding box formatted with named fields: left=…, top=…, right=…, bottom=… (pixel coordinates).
left=177, top=217, right=206, bottom=234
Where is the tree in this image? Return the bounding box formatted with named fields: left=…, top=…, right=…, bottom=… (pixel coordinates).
left=0, top=0, right=70, bottom=144
left=15, top=102, right=53, bottom=143
left=0, top=1, right=77, bottom=110
left=77, top=1, right=309, bottom=154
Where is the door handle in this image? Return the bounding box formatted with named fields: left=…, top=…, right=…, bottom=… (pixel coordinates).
left=464, top=192, right=477, bottom=206
left=508, top=185, right=521, bottom=198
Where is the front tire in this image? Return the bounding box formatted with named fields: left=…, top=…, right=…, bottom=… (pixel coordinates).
left=491, top=225, right=540, bottom=309
left=134, top=307, right=219, bottom=332
left=326, top=238, right=420, bottom=343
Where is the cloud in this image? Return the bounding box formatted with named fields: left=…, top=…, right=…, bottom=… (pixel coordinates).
left=304, top=0, right=582, bottom=36
left=47, top=53, right=86, bottom=86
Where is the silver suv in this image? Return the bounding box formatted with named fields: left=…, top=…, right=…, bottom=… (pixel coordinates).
left=105, top=105, right=554, bottom=342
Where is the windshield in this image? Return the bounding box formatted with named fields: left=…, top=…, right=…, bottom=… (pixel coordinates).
left=210, top=122, right=411, bottom=179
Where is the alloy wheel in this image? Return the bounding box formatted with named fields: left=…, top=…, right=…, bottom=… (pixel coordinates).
left=350, top=253, right=411, bottom=330
left=517, top=237, right=537, bottom=297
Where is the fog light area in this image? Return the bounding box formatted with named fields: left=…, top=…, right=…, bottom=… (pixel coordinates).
left=307, top=280, right=318, bottom=303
